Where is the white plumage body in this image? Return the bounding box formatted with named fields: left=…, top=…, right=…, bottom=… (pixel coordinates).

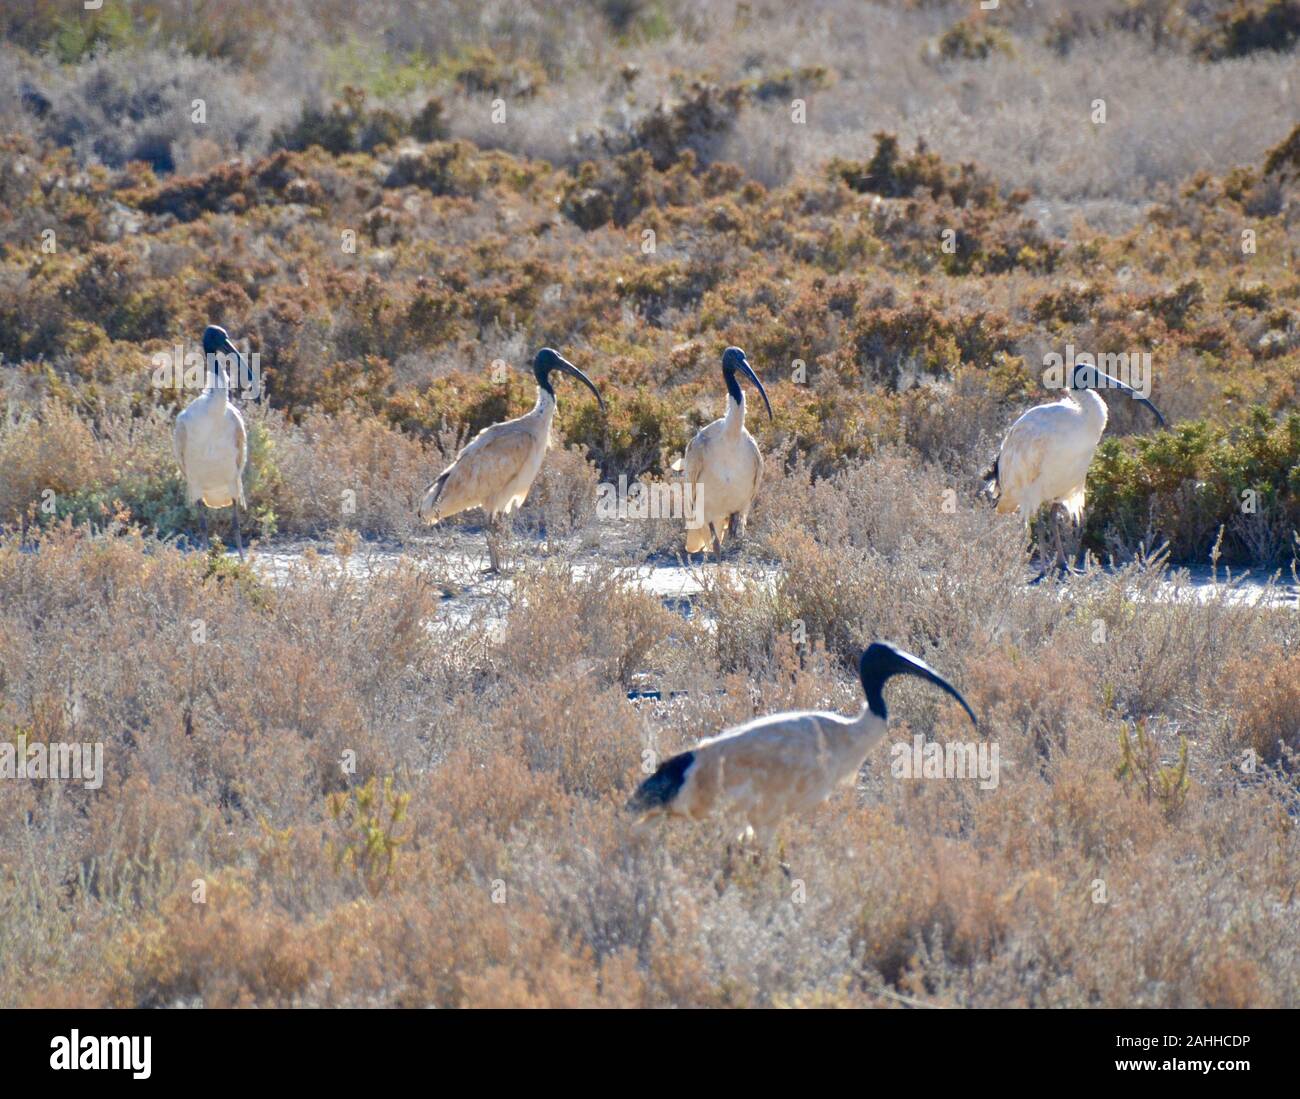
left=173, top=389, right=247, bottom=509
left=647, top=706, right=886, bottom=836
left=991, top=388, right=1108, bottom=524
left=675, top=395, right=762, bottom=553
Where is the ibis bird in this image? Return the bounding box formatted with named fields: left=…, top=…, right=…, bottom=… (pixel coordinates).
left=418, top=348, right=604, bottom=573
left=672, top=346, right=773, bottom=561
left=983, top=361, right=1164, bottom=576
left=173, top=324, right=249, bottom=559
left=628, top=642, right=977, bottom=843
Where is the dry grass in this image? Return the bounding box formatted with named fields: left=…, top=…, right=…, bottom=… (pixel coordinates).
left=2, top=449, right=1297, bottom=1008
left=2, top=0, right=1299, bottom=1010
left=4, top=1, right=1296, bottom=216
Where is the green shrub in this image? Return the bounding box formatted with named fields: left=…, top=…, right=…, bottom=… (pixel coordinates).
left=1087, top=410, right=1300, bottom=564
left=54, top=473, right=190, bottom=535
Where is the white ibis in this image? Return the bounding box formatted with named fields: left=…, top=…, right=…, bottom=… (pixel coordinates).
left=628, top=643, right=977, bottom=844
left=173, top=324, right=249, bottom=559
left=418, top=348, right=604, bottom=572
left=983, top=361, right=1164, bottom=576
left=672, top=346, right=773, bottom=561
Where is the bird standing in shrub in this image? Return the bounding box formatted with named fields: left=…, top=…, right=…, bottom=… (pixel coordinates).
left=673, top=346, right=773, bottom=562
left=983, top=360, right=1164, bottom=578
left=419, top=348, right=604, bottom=573
left=628, top=642, right=976, bottom=849
left=173, top=325, right=249, bottom=560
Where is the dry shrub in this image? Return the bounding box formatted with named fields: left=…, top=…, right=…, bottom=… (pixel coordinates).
left=510, top=676, right=645, bottom=797
left=514, top=443, right=601, bottom=542
left=963, top=645, right=1093, bottom=763
left=104, top=870, right=317, bottom=1007
left=262, top=408, right=429, bottom=535
left=1222, top=645, right=1300, bottom=764
left=498, top=562, right=683, bottom=689
left=0, top=401, right=100, bottom=521
left=4, top=4, right=1300, bottom=1009
left=1, top=400, right=438, bottom=541
left=2, top=523, right=1299, bottom=1008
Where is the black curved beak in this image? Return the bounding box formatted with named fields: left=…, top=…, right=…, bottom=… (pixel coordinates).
left=553, top=356, right=605, bottom=413
left=219, top=337, right=246, bottom=389
left=1092, top=370, right=1165, bottom=427
left=860, top=642, right=978, bottom=727
left=738, top=357, right=773, bottom=421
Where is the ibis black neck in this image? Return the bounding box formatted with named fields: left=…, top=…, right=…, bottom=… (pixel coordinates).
left=723, top=365, right=744, bottom=407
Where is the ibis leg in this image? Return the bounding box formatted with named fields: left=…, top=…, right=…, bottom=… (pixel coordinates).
left=709, top=522, right=722, bottom=565
left=1065, top=511, right=1083, bottom=574
left=484, top=516, right=502, bottom=575
left=1051, top=506, right=1074, bottom=577
left=232, top=504, right=244, bottom=562
left=1029, top=511, right=1050, bottom=582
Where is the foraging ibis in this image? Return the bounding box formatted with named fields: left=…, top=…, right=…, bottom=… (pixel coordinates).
left=628, top=642, right=976, bottom=842
left=984, top=361, right=1164, bottom=575
left=672, top=346, right=773, bottom=561
left=419, top=348, right=604, bottom=572
left=173, top=325, right=249, bottom=559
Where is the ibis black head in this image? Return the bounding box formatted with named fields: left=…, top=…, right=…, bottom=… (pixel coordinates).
left=1068, top=361, right=1164, bottom=426
left=533, top=348, right=605, bottom=412
left=201, top=324, right=243, bottom=390
left=720, top=346, right=773, bottom=421
left=858, top=642, right=977, bottom=727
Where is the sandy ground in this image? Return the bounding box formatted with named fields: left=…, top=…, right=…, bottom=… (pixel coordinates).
left=241, top=532, right=1300, bottom=621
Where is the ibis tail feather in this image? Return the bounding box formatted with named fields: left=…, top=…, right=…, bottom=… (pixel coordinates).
left=982, top=454, right=1001, bottom=501
left=420, top=469, right=452, bottom=522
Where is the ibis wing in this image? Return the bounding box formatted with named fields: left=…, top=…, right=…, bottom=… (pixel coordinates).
left=433, top=419, right=539, bottom=517
left=679, top=423, right=721, bottom=551
left=996, top=408, right=1060, bottom=503
left=232, top=410, right=247, bottom=475
left=700, top=710, right=827, bottom=756
left=691, top=711, right=852, bottom=822
left=678, top=425, right=710, bottom=487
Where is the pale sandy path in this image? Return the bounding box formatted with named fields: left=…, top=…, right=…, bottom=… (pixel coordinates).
left=242, top=537, right=1299, bottom=614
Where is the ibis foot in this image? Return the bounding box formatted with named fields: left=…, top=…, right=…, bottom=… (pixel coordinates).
left=1029, top=561, right=1077, bottom=586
